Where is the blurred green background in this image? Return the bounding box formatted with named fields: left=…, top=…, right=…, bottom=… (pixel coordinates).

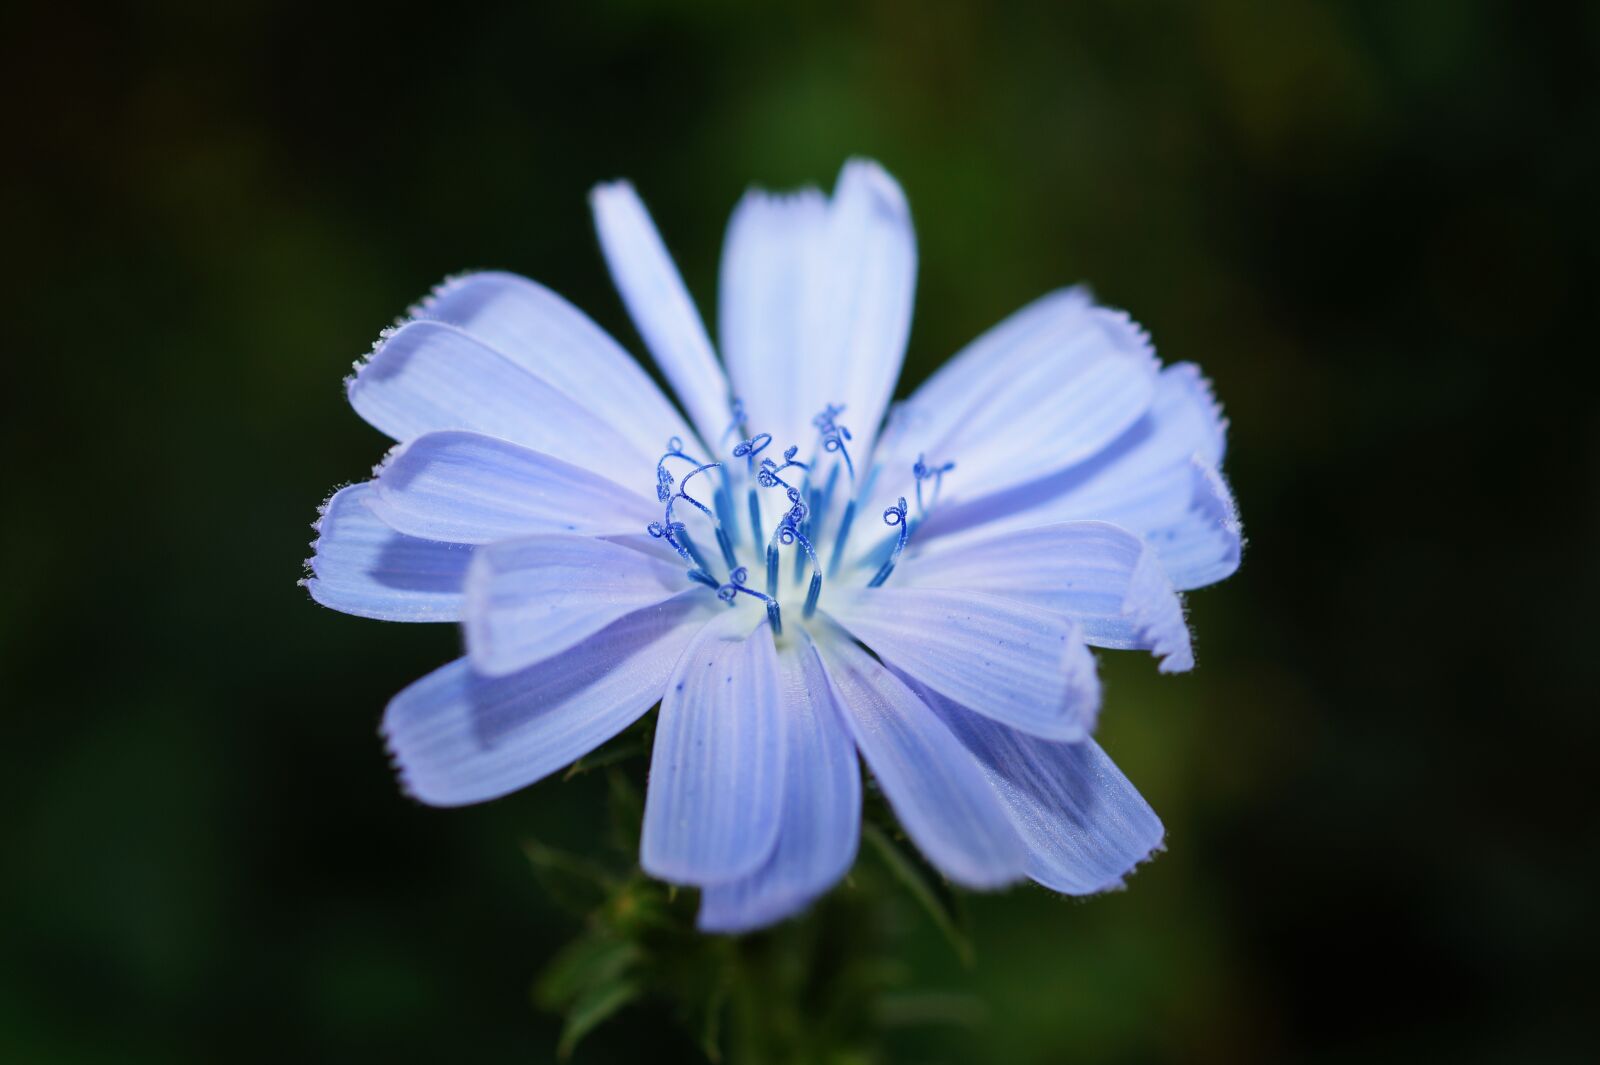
left=4, top=1, right=1595, bottom=1062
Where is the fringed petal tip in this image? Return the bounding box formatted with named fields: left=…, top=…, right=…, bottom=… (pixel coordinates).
left=377, top=717, right=415, bottom=796
left=404, top=268, right=507, bottom=323
left=1108, top=831, right=1169, bottom=893
left=342, top=323, right=399, bottom=397
left=341, top=318, right=414, bottom=397
left=1038, top=832, right=1169, bottom=898
left=936, top=724, right=1168, bottom=898
left=374, top=700, right=435, bottom=807
left=1139, top=457, right=1243, bottom=592
left=380, top=724, right=457, bottom=810
left=731, top=184, right=827, bottom=217
left=1194, top=457, right=1241, bottom=535
left=1185, top=457, right=1244, bottom=583
left=1126, top=546, right=1196, bottom=674
left=369, top=439, right=406, bottom=479
left=1154, top=635, right=1194, bottom=675
left=1163, top=361, right=1229, bottom=465
left=301, top=481, right=353, bottom=605
left=587, top=178, right=635, bottom=207
left=1090, top=304, right=1161, bottom=380
left=835, top=157, right=910, bottom=216
left=303, top=481, right=474, bottom=622
left=300, top=575, right=345, bottom=615
left=896, top=520, right=1192, bottom=679
left=310, top=481, right=358, bottom=531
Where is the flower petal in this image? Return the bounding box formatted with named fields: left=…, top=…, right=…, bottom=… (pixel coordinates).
left=824, top=587, right=1099, bottom=740
left=811, top=160, right=917, bottom=458
left=718, top=186, right=830, bottom=452
left=383, top=593, right=713, bottom=807
left=900, top=520, right=1193, bottom=672
left=880, top=287, right=1093, bottom=458
left=641, top=611, right=785, bottom=885
left=980, top=361, right=1224, bottom=530
left=875, top=288, right=1158, bottom=506
left=1144, top=459, right=1243, bottom=592
left=812, top=626, right=1026, bottom=888
left=304, top=482, right=473, bottom=621
left=368, top=430, right=655, bottom=545
left=697, top=638, right=861, bottom=933
left=920, top=684, right=1165, bottom=894
left=591, top=181, right=731, bottom=449
left=349, top=320, right=650, bottom=482
left=916, top=363, right=1240, bottom=590
left=463, top=534, right=693, bottom=677
left=413, top=271, right=694, bottom=461
left=719, top=161, right=915, bottom=460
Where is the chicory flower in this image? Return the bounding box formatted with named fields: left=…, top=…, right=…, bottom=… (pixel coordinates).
left=305, top=160, right=1241, bottom=932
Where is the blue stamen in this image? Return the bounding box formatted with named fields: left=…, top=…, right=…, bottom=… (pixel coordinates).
left=681, top=463, right=736, bottom=568
left=733, top=435, right=776, bottom=551
left=717, top=405, right=748, bottom=549
left=713, top=479, right=738, bottom=551
left=650, top=440, right=735, bottom=581
left=828, top=499, right=857, bottom=575
left=794, top=496, right=814, bottom=583
left=648, top=520, right=709, bottom=583
left=856, top=459, right=883, bottom=506
left=817, top=461, right=841, bottom=517
left=913, top=453, right=956, bottom=518
left=656, top=435, right=690, bottom=469
left=794, top=533, right=824, bottom=618
left=746, top=488, right=763, bottom=561
left=812, top=405, right=864, bottom=576
left=732, top=433, right=771, bottom=462
left=867, top=497, right=910, bottom=588
left=713, top=525, right=737, bottom=571
left=676, top=462, right=721, bottom=519
left=678, top=527, right=714, bottom=577
left=759, top=451, right=810, bottom=507
left=785, top=450, right=821, bottom=585
left=807, top=463, right=838, bottom=579
left=666, top=461, right=733, bottom=569
left=722, top=397, right=748, bottom=444
left=855, top=455, right=938, bottom=571
left=717, top=566, right=782, bottom=636
left=751, top=441, right=826, bottom=619
left=765, top=446, right=809, bottom=482
left=813, top=404, right=854, bottom=483
left=655, top=438, right=708, bottom=500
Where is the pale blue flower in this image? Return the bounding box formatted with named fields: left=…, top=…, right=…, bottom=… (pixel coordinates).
left=305, top=160, right=1241, bottom=932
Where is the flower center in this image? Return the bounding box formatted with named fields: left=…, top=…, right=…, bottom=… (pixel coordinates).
left=645, top=403, right=954, bottom=634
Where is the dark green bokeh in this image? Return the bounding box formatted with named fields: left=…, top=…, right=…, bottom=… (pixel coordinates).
left=4, top=1, right=1595, bottom=1062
